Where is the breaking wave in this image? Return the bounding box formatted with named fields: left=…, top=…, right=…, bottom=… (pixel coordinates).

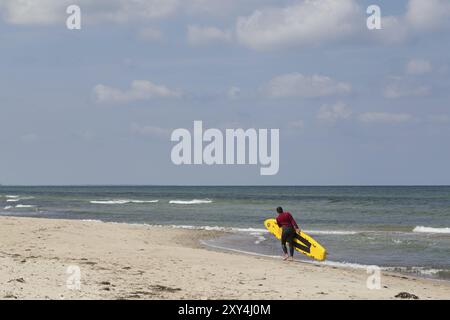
left=413, top=226, right=450, bottom=234
left=15, top=204, right=36, bottom=208
left=169, top=199, right=213, bottom=204
left=90, top=199, right=159, bottom=205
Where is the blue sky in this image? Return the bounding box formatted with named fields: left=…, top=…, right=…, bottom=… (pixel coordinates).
left=0, top=0, right=449, bottom=185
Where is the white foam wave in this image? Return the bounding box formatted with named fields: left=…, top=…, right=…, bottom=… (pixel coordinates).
left=413, top=226, right=450, bottom=234
left=15, top=204, right=36, bottom=208
left=6, top=195, right=19, bottom=199
left=304, top=230, right=359, bottom=235
left=169, top=225, right=226, bottom=231
left=149, top=224, right=359, bottom=236
left=250, top=232, right=267, bottom=244
left=234, top=228, right=358, bottom=235
left=200, top=240, right=280, bottom=259
left=5, top=196, right=34, bottom=202
left=385, top=266, right=444, bottom=276
left=232, top=227, right=268, bottom=233
left=200, top=241, right=380, bottom=270
left=90, top=199, right=159, bottom=205
left=168, top=225, right=268, bottom=233
left=3, top=206, right=12, bottom=210
left=310, top=260, right=375, bottom=270
left=201, top=240, right=447, bottom=278
left=90, top=200, right=130, bottom=205
left=304, top=261, right=444, bottom=278
left=169, top=199, right=213, bottom=204
left=68, top=219, right=361, bottom=239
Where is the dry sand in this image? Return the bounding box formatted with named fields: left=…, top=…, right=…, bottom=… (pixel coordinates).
left=0, top=216, right=448, bottom=300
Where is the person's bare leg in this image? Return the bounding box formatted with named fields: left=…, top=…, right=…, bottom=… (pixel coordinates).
left=288, top=239, right=295, bottom=261
left=281, top=236, right=289, bottom=260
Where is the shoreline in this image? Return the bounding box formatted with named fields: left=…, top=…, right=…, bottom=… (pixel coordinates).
left=0, top=216, right=449, bottom=299
left=201, top=239, right=450, bottom=285
left=40, top=217, right=450, bottom=282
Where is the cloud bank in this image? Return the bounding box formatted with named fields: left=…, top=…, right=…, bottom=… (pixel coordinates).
left=94, top=80, right=181, bottom=103
left=265, top=73, right=351, bottom=98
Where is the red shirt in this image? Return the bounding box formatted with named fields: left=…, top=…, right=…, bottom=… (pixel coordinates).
left=276, top=212, right=299, bottom=229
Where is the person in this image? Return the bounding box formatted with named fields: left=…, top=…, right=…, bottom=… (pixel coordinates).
left=275, top=207, right=300, bottom=261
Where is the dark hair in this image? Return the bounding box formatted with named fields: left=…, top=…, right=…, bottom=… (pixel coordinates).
left=276, top=207, right=283, bottom=214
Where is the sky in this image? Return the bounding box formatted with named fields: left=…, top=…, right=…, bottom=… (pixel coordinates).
left=0, top=0, right=449, bottom=185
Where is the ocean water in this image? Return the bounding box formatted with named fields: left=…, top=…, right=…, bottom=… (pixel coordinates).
left=1, top=186, right=449, bottom=280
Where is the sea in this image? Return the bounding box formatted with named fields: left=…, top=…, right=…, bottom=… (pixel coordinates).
left=1, top=186, right=449, bottom=280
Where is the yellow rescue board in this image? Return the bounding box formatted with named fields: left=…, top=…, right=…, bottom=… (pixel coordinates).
left=264, top=218, right=327, bottom=261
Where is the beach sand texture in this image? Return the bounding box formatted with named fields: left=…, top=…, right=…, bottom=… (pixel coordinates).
left=0, top=216, right=448, bottom=300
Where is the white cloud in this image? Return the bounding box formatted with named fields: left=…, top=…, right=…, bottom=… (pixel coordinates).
left=99, top=0, right=179, bottom=22
left=317, top=102, right=352, bottom=123
left=406, top=0, right=450, bottom=31
left=131, top=123, right=170, bottom=138
left=183, top=0, right=245, bottom=16
left=234, top=0, right=450, bottom=50
left=138, top=28, right=163, bottom=41
left=372, top=15, right=411, bottom=44
left=381, top=59, right=434, bottom=100
left=236, top=0, right=361, bottom=50
left=187, top=25, right=232, bottom=46
left=266, top=73, right=351, bottom=98
left=0, top=0, right=180, bottom=25
left=0, top=0, right=282, bottom=25
left=373, top=0, right=450, bottom=44
left=314, top=104, right=417, bottom=126
left=0, top=0, right=64, bottom=25
left=357, top=112, right=414, bottom=124
left=406, top=59, right=433, bottom=75
left=383, top=77, right=431, bottom=99
left=94, top=80, right=181, bottom=103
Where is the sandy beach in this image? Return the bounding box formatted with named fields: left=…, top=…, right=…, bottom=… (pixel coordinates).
left=0, top=216, right=448, bottom=300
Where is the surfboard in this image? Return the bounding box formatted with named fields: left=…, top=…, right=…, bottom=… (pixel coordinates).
left=264, top=218, right=327, bottom=261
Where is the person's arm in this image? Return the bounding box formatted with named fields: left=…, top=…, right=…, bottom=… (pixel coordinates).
left=288, top=213, right=299, bottom=230
left=276, top=216, right=281, bottom=228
